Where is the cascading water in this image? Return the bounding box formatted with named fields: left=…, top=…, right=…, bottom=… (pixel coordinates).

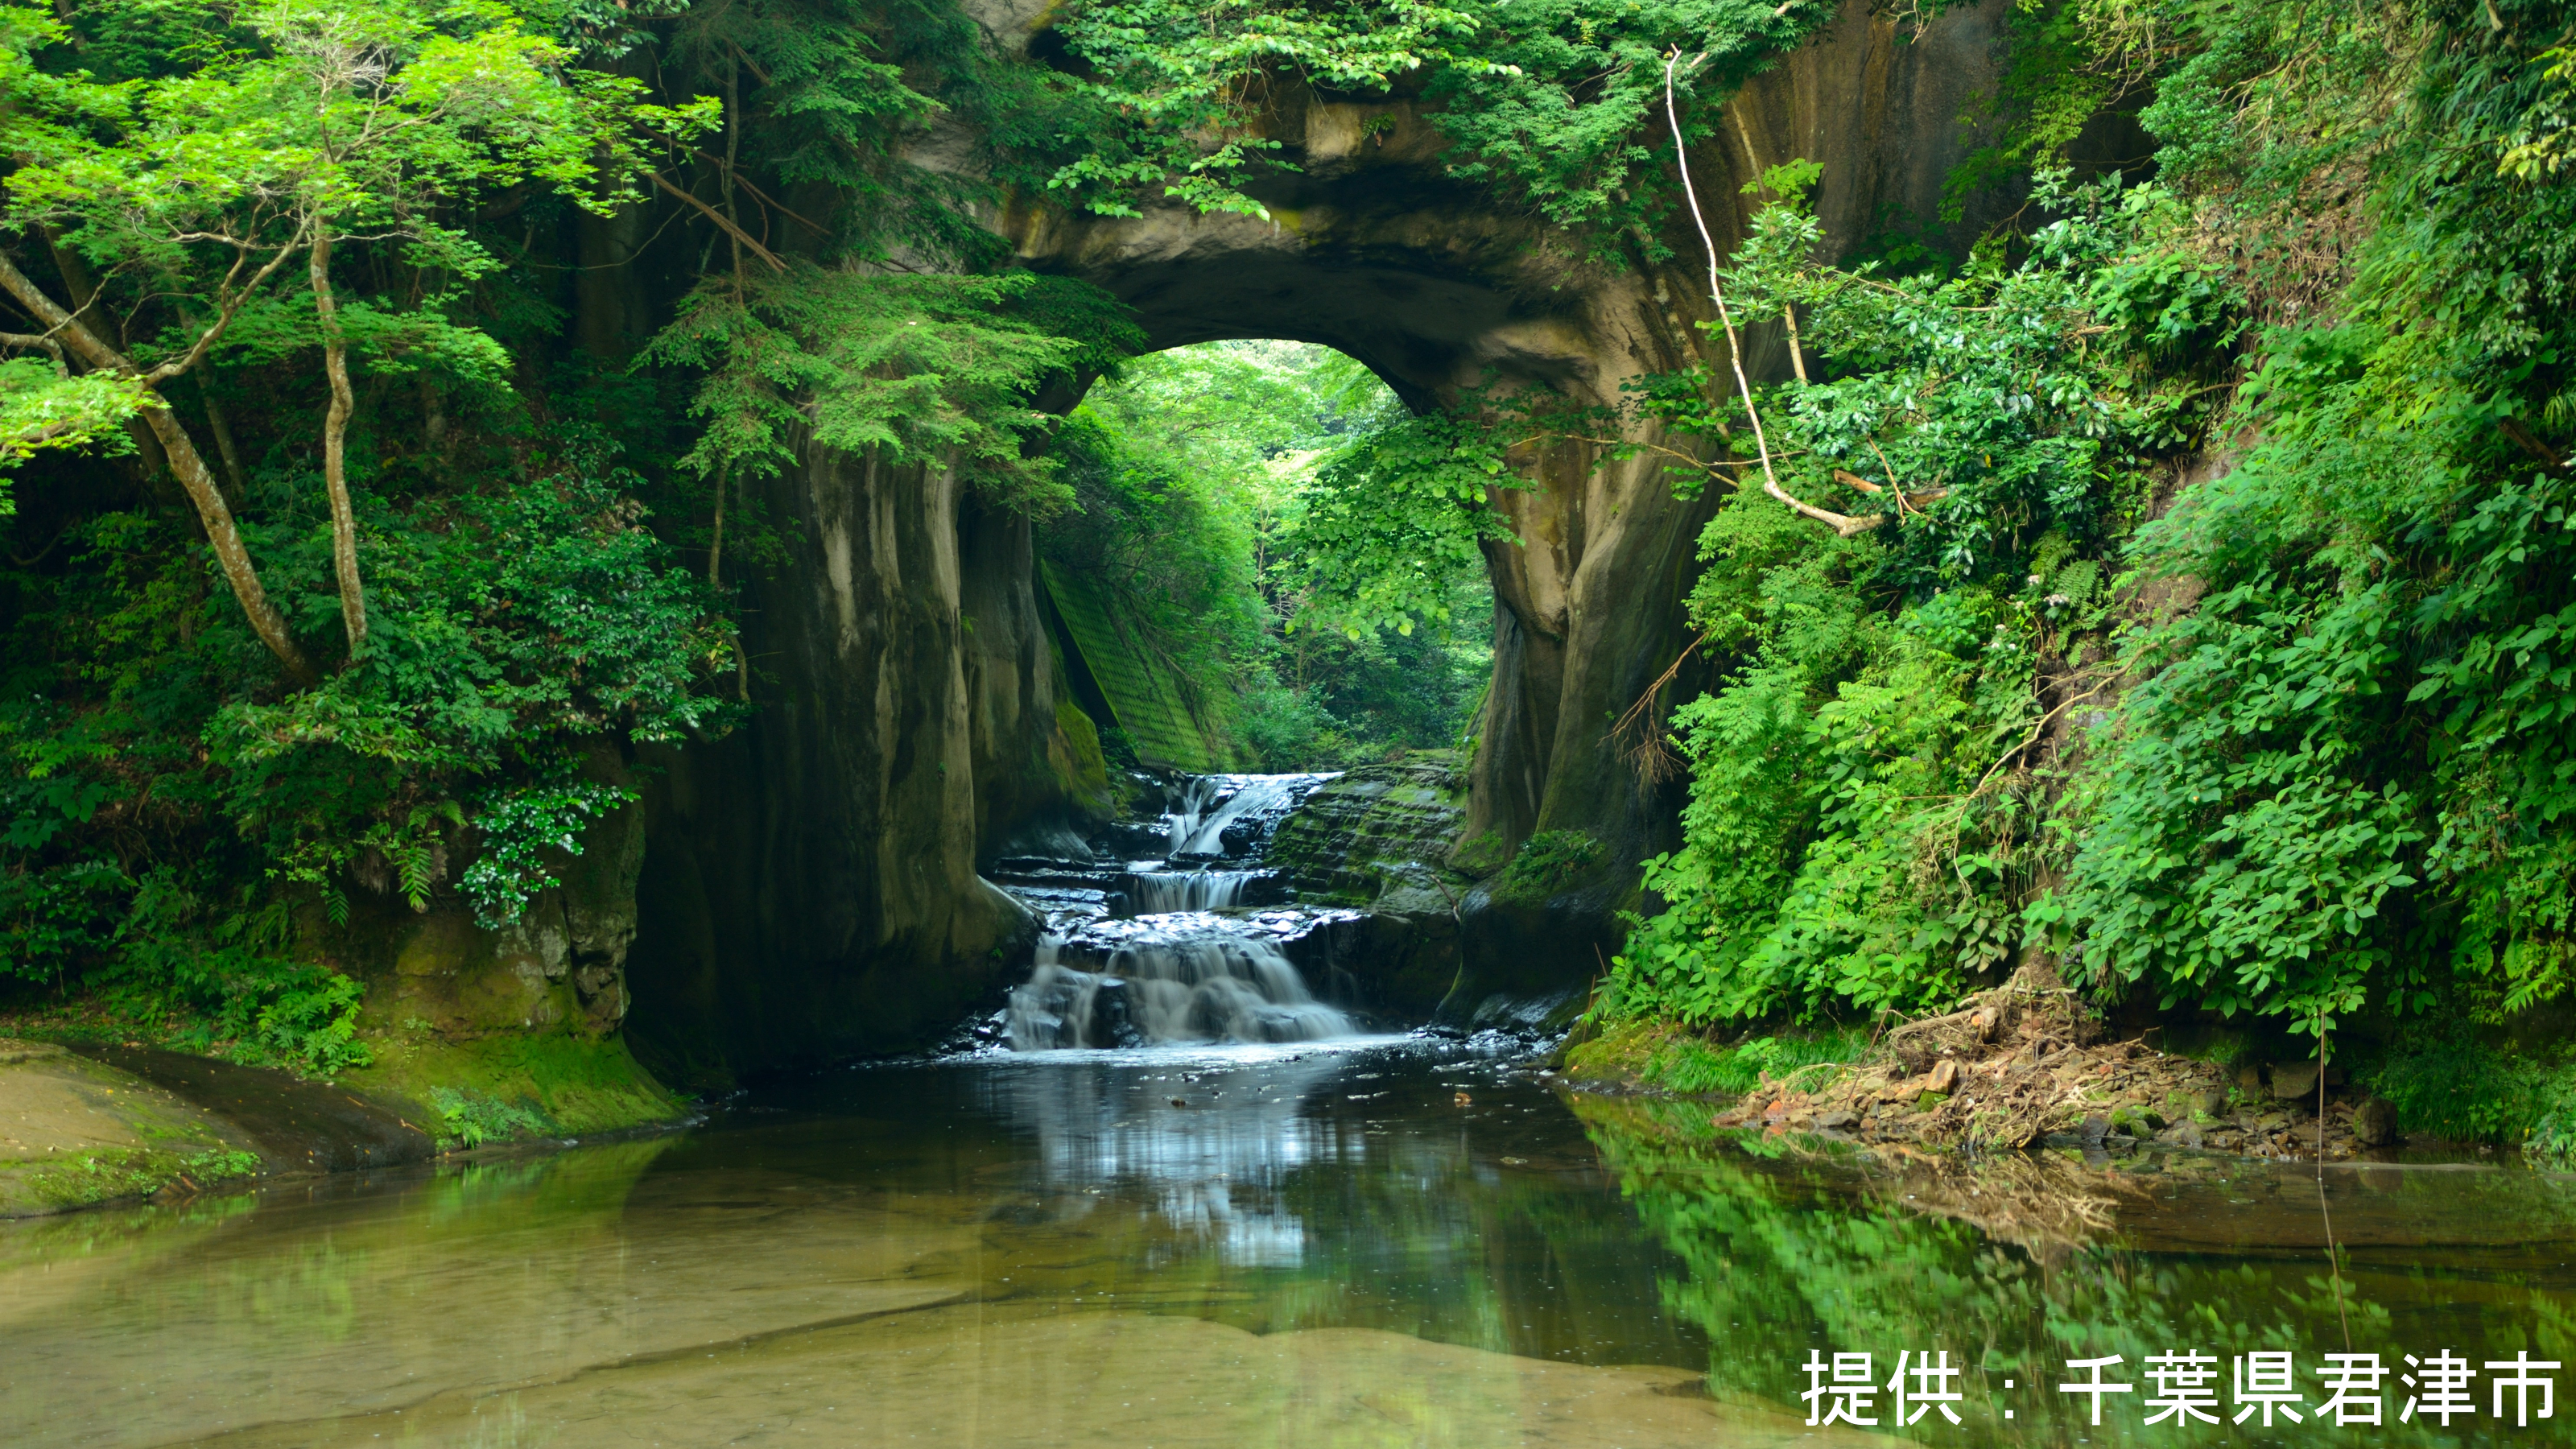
left=987, top=772, right=1354, bottom=1050
left=1002, top=923, right=1352, bottom=1050
left=1125, top=869, right=1256, bottom=914
left=1173, top=775, right=1308, bottom=857
left=1162, top=775, right=1225, bottom=854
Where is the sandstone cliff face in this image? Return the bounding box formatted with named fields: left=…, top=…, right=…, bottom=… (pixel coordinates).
left=619, top=444, right=1078, bottom=1083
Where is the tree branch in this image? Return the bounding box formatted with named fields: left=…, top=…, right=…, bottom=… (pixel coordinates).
left=146, top=231, right=310, bottom=386
left=1665, top=55, right=1878, bottom=539
left=652, top=171, right=786, bottom=273
left=0, top=250, right=316, bottom=684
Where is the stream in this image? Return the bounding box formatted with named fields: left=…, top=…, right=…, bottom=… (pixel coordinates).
left=6, top=1039, right=2576, bottom=1447
left=7, top=777, right=2573, bottom=1447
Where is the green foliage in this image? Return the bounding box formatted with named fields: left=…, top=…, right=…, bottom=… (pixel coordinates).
left=427, top=1084, right=556, bottom=1147
left=2362, top=1033, right=2576, bottom=1162
left=2058, top=0, right=2576, bottom=1037
left=89, top=871, right=374, bottom=1074
left=1046, top=340, right=1494, bottom=770
left=1564, top=1018, right=1864, bottom=1095
left=459, top=783, right=638, bottom=929
left=1615, top=0, right=2576, bottom=1053
left=197, top=438, right=740, bottom=919
left=1602, top=171, right=2212, bottom=1029
left=1042, top=0, right=1502, bottom=219
left=644, top=266, right=1133, bottom=515
left=0, top=359, right=146, bottom=476
left=1938, top=0, right=2126, bottom=221
left=1284, top=406, right=1521, bottom=642
left=1046, top=0, right=1843, bottom=260
left=3, top=0, right=709, bottom=269
left=2, top=429, right=734, bottom=1046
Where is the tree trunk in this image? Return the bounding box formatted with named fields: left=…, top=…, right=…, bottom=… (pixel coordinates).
left=708, top=464, right=728, bottom=590
left=311, top=229, right=366, bottom=655
left=199, top=378, right=247, bottom=500
left=0, top=254, right=316, bottom=686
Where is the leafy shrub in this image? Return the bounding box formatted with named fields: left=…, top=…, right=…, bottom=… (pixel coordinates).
left=428, top=1087, right=558, bottom=1149
left=460, top=783, right=641, bottom=929
left=103, top=873, right=373, bottom=1075
left=2362, top=1034, right=2576, bottom=1164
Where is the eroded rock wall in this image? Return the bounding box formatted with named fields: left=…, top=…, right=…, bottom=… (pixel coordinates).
left=621, top=444, right=1051, bottom=1084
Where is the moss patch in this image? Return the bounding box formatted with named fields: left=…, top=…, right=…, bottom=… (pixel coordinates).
left=7, top=1146, right=260, bottom=1215
left=349, top=1030, right=681, bottom=1146
left=1488, top=830, right=1605, bottom=908
left=1564, top=1020, right=1864, bottom=1097
left=1051, top=696, right=1116, bottom=810
left=1268, top=756, right=1474, bottom=905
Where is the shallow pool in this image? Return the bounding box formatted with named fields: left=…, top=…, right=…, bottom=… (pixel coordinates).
left=5, top=1037, right=2571, bottom=1447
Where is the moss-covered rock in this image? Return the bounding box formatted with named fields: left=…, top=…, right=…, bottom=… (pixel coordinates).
left=1266, top=755, right=1474, bottom=1019
left=349, top=1029, right=680, bottom=1145
left=1269, top=754, right=1474, bottom=903
left=0, top=1041, right=263, bottom=1216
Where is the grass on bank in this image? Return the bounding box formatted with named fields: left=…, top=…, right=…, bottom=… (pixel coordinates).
left=1563, top=1019, right=1868, bottom=1097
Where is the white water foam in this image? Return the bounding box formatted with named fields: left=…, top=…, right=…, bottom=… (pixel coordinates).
left=1174, top=774, right=1329, bottom=857
left=1126, top=869, right=1257, bottom=914
left=1004, top=923, right=1352, bottom=1050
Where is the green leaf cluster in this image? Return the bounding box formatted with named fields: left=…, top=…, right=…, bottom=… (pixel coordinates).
left=1603, top=171, right=2214, bottom=1028
left=2058, top=0, right=2576, bottom=1037
left=1045, top=0, right=1843, bottom=259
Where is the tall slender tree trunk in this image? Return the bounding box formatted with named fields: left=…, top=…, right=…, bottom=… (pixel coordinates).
left=0, top=254, right=316, bottom=686
left=708, top=464, right=728, bottom=590
left=310, top=229, right=366, bottom=655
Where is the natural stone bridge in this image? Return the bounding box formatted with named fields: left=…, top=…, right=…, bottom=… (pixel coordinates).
left=406, top=0, right=2021, bottom=1081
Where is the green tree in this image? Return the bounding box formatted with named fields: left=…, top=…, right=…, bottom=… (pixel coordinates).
left=0, top=0, right=712, bottom=671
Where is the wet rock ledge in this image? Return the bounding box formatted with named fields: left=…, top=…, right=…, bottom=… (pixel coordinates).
left=0, top=1038, right=432, bottom=1217
left=1263, top=753, right=1481, bottom=1020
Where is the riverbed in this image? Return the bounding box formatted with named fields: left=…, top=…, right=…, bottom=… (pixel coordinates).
left=6, top=1037, right=2573, bottom=1447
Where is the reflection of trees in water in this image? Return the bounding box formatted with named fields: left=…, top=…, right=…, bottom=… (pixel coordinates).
left=1577, top=1097, right=2576, bottom=1447
left=972, top=1057, right=1701, bottom=1365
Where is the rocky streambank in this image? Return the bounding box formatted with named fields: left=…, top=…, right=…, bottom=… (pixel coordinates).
left=1570, top=968, right=2412, bottom=1163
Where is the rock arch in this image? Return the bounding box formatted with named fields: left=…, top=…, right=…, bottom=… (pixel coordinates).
left=621, top=0, right=2013, bottom=1077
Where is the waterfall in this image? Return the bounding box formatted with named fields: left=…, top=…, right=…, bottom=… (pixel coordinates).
left=1003, top=926, right=1353, bottom=1050
left=992, top=770, right=1357, bottom=1052
left=1126, top=869, right=1257, bottom=914
left=1163, top=776, right=1224, bottom=853
left=1175, top=775, right=1311, bottom=857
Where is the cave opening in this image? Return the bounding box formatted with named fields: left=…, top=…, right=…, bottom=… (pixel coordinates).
left=1035, top=338, right=1497, bottom=777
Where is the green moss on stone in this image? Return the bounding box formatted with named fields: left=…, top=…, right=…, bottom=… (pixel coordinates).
left=349, top=1029, right=680, bottom=1143
left=5, top=1146, right=260, bottom=1216
left=1269, top=754, right=1474, bottom=905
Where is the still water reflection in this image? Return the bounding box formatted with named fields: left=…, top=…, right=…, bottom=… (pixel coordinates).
left=3, top=1038, right=2572, bottom=1447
